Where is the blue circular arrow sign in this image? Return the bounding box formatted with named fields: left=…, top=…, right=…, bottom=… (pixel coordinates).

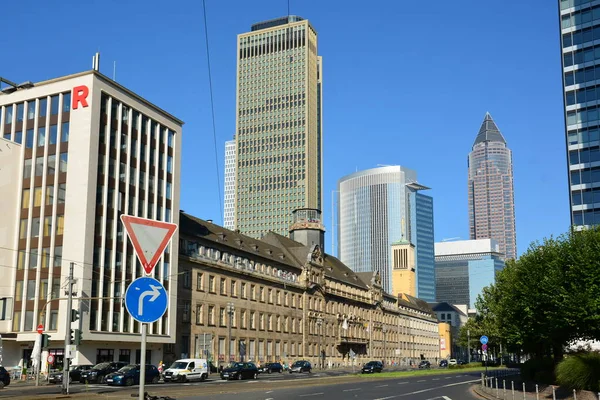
left=480, top=335, right=489, bottom=345
left=125, top=277, right=168, bottom=323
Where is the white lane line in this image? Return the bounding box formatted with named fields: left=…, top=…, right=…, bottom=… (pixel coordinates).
left=343, top=388, right=361, bottom=392
left=299, top=393, right=324, bottom=397
left=417, top=379, right=426, bottom=382
left=432, top=378, right=440, bottom=380
left=397, top=381, right=408, bottom=384
left=375, top=384, right=389, bottom=387
left=442, top=396, right=452, bottom=400
left=444, top=376, right=452, bottom=379
left=371, top=379, right=479, bottom=400
left=266, top=391, right=273, bottom=393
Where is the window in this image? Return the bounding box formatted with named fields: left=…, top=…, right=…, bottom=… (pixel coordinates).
left=241, top=310, right=247, bottom=329
left=25, top=129, right=34, bottom=148
left=231, top=280, right=237, bottom=297
left=59, top=152, right=68, bottom=173
left=14, top=130, right=22, bottom=144
left=23, top=159, right=32, bottom=179
left=209, top=275, right=216, bottom=293
left=250, top=312, right=256, bottom=329
left=41, top=248, right=51, bottom=268
left=251, top=284, right=256, bottom=300
left=182, top=270, right=191, bottom=289
left=167, top=156, right=173, bottom=174
left=28, top=249, right=38, bottom=269
left=33, top=187, right=43, bottom=207
left=208, top=305, right=215, bottom=325
left=30, top=217, right=41, bottom=238
left=37, top=127, right=46, bottom=147
left=45, top=185, right=54, bottom=206
left=27, top=101, right=35, bottom=120
left=268, top=289, right=273, bottom=304
left=241, top=282, right=247, bottom=298
left=21, top=189, right=30, bottom=209
left=182, top=301, right=191, bottom=322
left=50, top=95, right=59, bottom=115
left=260, top=313, right=265, bottom=330
left=34, top=156, right=44, bottom=177
left=53, top=247, right=62, bottom=267
left=61, top=122, right=69, bottom=143
left=16, top=103, right=24, bottom=122
left=267, top=315, right=272, bottom=330
left=197, top=272, right=204, bottom=291
left=50, top=310, right=58, bottom=330
left=219, top=307, right=226, bottom=326
left=63, top=92, right=71, bottom=113
left=39, top=98, right=48, bottom=117
left=24, top=310, right=34, bottom=331
left=47, top=155, right=56, bottom=176
left=277, top=291, right=281, bottom=305
left=220, top=278, right=226, bottom=295
left=55, top=215, right=64, bottom=235
left=195, top=304, right=203, bottom=325
left=58, top=183, right=66, bottom=203
left=260, top=287, right=265, bottom=302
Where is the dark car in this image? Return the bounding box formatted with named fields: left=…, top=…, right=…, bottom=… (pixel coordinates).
left=457, top=359, right=467, bottom=365
left=288, top=360, right=312, bottom=374
left=105, top=364, right=160, bottom=386
left=418, top=360, right=431, bottom=369
left=220, top=362, right=259, bottom=380
left=361, top=361, right=383, bottom=374
left=0, top=366, right=10, bottom=388
left=258, top=362, right=283, bottom=374
left=81, top=361, right=128, bottom=384
left=48, top=365, right=93, bottom=384
left=439, top=359, right=448, bottom=368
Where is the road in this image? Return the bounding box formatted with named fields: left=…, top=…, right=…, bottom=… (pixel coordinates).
left=0, top=369, right=487, bottom=399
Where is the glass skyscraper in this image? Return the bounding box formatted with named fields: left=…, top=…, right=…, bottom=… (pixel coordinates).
left=559, top=0, right=600, bottom=227
left=224, top=138, right=236, bottom=230
left=234, top=16, right=323, bottom=238
left=468, top=113, right=516, bottom=260
left=337, top=166, right=435, bottom=300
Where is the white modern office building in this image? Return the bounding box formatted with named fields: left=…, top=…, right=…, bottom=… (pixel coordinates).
left=434, top=239, right=505, bottom=309
left=337, top=166, right=435, bottom=300
left=0, top=69, right=182, bottom=372
left=224, top=138, right=236, bottom=230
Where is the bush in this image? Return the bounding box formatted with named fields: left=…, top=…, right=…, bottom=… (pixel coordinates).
left=448, top=362, right=485, bottom=369
left=521, top=358, right=555, bottom=383
left=556, top=352, right=600, bottom=392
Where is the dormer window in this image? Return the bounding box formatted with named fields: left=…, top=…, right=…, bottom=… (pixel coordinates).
left=217, top=232, right=226, bottom=241
left=266, top=249, right=272, bottom=255
left=278, top=253, right=285, bottom=260
left=234, top=238, right=243, bottom=247
left=252, top=244, right=259, bottom=251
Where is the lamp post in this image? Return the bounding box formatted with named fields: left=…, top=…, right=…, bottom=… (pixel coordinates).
left=316, top=317, right=323, bottom=369
left=467, top=329, right=471, bottom=364
left=227, top=303, right=235, bottom=363
left=382, top=325, right=387, bottom=366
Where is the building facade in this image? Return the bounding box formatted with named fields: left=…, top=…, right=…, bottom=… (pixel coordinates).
left=224, top=138, right=236, bottom=230
left=434, top=239, right=505, bottom=309
left=468, top=113, right=516, bottom=260
left=559, top=0, right=600, bottom=227
left=430, top=303, right=468, bottom=360
left=176, top=210, right=440, bottom=368
left=234, top=16, right=324, bottom=239
left=337, top=166, right=435, bottom=300
left=0, top=70, right=182, bottom=371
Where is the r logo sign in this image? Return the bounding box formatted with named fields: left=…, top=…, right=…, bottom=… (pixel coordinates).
left=72, top=85, right=89, bottom=109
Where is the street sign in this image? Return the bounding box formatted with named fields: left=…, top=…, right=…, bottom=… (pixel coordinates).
left=349, top=349, right=356, bottom=359
left=47, top=354, right=55, bottom=364
left=121, top=215, right=177, bottom=275
left=124, top=277, right=168, bottom=323
left=37, top=324, right=44, bottom=334
left=482, top=344, right=488, bottom=352
left=480, top=335, right=489, bottom=345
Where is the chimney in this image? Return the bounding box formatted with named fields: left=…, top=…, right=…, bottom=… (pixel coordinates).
left=92, top=52, right=100, bottom=72
left=289, top=208, right=325, bottom=250
left=206, top=219, right=213, bottom=224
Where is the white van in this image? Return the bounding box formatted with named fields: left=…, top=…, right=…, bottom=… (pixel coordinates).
left=162, top=359, right=208, bottom=382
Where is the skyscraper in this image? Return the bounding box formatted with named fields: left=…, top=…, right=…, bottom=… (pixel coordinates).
left=224, top=138, right=236, bottom=230
left=468, top=113, right=516, bottom=260
left=337, top=166, right=435, bottom=300
left=234, top=16, right=323, bottom=238
left=559, top=1, right=600, bottom=227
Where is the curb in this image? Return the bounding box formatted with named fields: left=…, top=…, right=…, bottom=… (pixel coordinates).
left=471, top=384, right=498, bottom=400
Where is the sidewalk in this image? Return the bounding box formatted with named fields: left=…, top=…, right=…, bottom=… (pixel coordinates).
left=473, top=376, right=599, bottom=400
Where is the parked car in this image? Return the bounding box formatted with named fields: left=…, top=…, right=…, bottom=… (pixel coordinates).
left=439, top=359, right=448, bottom=368
left=448, top=359, right=457, bottom=366
left=288, top=360, right=312, bottom=374
left=220, top=362, right=259, bottom=380
left=418, top=360, right=431, bottom=369
left=80, top=361, right=128, bottom=384
left=48, top=365, right=93, bottom=384
left=0, top=366, right=10, bottom=387
left=105, top=364, right=160, bottom=386
left=457, top=359, right=467, bottom=365
left=258, top=362, right=283, bottom=374
left=163, top=359, right=209, bottom=383
left=361, top=361, right=383, bottom=374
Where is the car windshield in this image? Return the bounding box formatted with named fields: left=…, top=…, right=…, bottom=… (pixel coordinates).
left=366, top=362, right=377, bottom=366
left=227, top=362, right=242, bottom=368
left=292, top=361, right=303, bottom=367
left=169, top=362, right=188, bottom=369
left=92, top=362, right=110, bottom=370
left=119, top=365, right=137, bottom=372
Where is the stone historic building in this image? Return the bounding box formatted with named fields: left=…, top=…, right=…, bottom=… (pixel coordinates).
left=172, top=209, right=439, bottom=368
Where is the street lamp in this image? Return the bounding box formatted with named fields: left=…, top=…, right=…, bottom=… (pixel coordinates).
left=382, top=325, right=387, bottom=366
left=316, top=317, right=323, bottom=369
left=227, top=303, right=235, bottom=363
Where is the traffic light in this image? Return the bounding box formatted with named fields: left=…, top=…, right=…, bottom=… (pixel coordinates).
left=70, top=309, right=79, bottom=323
left=70, top=329, right=82, bottom=345
left=41, top=334, right=50, bottom=347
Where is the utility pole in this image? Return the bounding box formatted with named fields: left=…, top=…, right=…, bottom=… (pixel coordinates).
left=227, top=303, right=235, bottom=364
left=382, top=325, right=387, bottom=366
left=467, top=329, right=471, bottom=363
left=62, top=262, right=74, bottom=395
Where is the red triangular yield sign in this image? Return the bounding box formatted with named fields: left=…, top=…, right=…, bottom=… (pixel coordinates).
left=120, top=215, right=178, bottom=275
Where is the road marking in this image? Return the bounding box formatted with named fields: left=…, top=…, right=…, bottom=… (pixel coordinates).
left=445, top=376, right=452, bottom=379
left=432, top=378, right=440, bottom=380
left=266, top=391, right=273, bottom=393
left=375, top=384, right=389, bottom=387
left=417, top=380, right=426, bottom=382
left=371, top=379, right=479, bottom=400
left=397, top=381, right=408, bottom=384
left=443, top=397, right=452, bottom=400
left=299, top=393, right=324, bottom=397
left=343, top=388, right=361, bottom=392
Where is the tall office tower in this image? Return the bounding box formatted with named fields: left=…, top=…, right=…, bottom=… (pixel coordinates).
left=560, top=1, right=600, bottom=227
left=468, top=113, right=516, bottom=260
left=234, top=16, right=323, bottom=238
left=0, top=70, right=182, bottom=370
left=224, top=138, right=236, bottom=229
left=337, top=166, right=435, bottom=300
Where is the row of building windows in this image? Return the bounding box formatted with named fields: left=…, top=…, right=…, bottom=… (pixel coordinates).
left=563, top=43, right=600, bottom=67
left=569, top=146, right=600, bottom=164
left=566, top=84, right=600, bottom=105
left=568, top=126, right=600, bottom=145
left=562, top=24, right=600, bottom=48
left=572, top=187, right=600, bottom=205
left=1, top=93, right=71, bottom=125
left=564, top=64, right=600, bottom=87
left=573, top=208, right=600, bottom=226
left=566, top=104, right=600, bottom=125
left=561, top=0, right=598, bottom=11
left=562, top=4, right=600, bottom=28
left=570, top=166, right=600, bottom=184
left=2, top=122, right=69, bottom=147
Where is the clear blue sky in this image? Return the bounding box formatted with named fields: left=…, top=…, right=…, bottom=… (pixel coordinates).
left=3, top=0, right=567, bottom=257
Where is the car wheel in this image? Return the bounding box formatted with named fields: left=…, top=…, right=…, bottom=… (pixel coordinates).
left=200, top=373, right=206, bottom=382
left=126, top=378, right=134, bottom=387
left=268, top=369, right=271, bottom=374
left=151, top=376, right=159, bottom=384
left=181, top=375, right=187, bottom=383
left=0, top=381, right=4, bottom=389
left=253, top=372, right=258, bottom=380
left=237, top=373, right=242, bottom=380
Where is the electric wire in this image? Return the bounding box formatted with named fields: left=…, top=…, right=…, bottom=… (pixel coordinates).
left=201, top=0, right=224, bottom=224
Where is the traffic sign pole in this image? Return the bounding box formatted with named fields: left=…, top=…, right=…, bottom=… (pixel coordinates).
left=62, top=262, right=74, bottom=395
left=139, top=323, right=147, bottom=400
